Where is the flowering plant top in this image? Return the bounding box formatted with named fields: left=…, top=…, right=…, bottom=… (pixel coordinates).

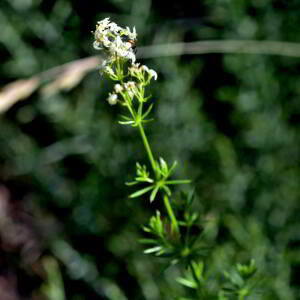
left=93, top=17, right=137, bottom=67
left=93, top=18, right=157, bottom=107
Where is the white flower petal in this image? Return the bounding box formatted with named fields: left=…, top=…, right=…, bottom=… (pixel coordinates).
left=149, top=69, right=158, bottom=80
left=141, top=65, right=149, bottom=72
left=107, top=93, right=118, bottom=105
left=114, top=84, right=123, bottom=93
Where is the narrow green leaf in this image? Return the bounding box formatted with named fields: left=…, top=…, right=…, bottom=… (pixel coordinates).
left=142, top=103, right=153, bottom=119
left=165, top=179, right=191, bottom=185
left=178, top=220, right=188, bottom=226
left=167, top=160, right=178, bottom=176
left=129, top=185, right=154, bottom=198
left=144, top=246, right=162, bottom=254
left=150, top=185, right=160, bottom=202
left=143, top=95, right=152, bottom=102
left=187, top=189, right=195, bottom=207
left=135, top=177, right=154, bottom=183
left=118, top=120, right=135, bottom=125
left=176, top=277, right=198, bottom=289
left=159, top=157, right=168, bottom=174
left=162, top=185, right=172, bottom=196
left=139, top=238, right=158, bottom=244
left=142, top=118, right=154, bottom=123
left=120, top=115, right=133, bottom=121
left=125, top=181, right=139, bottom=186
left=155, top=248, right=166, bottom=256
left=142, top=226, right=151, bottom=233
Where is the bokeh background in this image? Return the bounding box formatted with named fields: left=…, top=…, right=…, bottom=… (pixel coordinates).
left=1, top=0, right=300, bottom=299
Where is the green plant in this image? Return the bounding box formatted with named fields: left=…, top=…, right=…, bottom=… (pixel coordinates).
left=93, top=17, right=259, bottom=300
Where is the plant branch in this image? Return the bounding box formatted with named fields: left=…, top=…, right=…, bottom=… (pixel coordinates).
left=138, top=122, right=157, bottom=174
left=163, top=195, right=179, bottom=234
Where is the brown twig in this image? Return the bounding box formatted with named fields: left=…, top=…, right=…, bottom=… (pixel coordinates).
left=1, top=40, right=300, bottom=113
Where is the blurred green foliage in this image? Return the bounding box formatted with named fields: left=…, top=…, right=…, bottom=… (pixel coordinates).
left=0, top=0, right=300, bottom=299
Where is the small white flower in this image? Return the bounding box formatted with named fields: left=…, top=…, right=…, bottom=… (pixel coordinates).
left=109, top=22, right=122, bottom=33
left=96, top=18, right=111, bottom=34
left=131, top=63, right=140, bottom=69
left=107, top=93, right=118, bottom=105
left=124, top=81, right=136, bottom=98
left=114, top=83, right=123, bottom=93
left=141, top=65, right=149, bottom=72
left=149, top=69, right=158, bottom=80
left=104, top=66, right=115, bottom=76
left=125, top=81, right=136, bottom=89
left=126, top=26, right=137, bottom=40
left=94, top=18, right=137, bottom=65
left=102, top=35, right=112, bottom=48
left=98, top=17, right=110, bottom=27
left=126, top=51, right=136, bottom=64
left=93, top=41, right=102, bottom=50
left=127, top=90, right=134, bottom=98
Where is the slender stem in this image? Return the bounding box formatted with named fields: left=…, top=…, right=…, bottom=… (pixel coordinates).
left=126, top=99, right=136, bottom=119
left=138, top=122, right=156, bottom=174
left=163, top=195, right=179, bottom=234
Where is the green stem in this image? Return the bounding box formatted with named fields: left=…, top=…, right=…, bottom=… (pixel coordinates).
left=126, top=99, right=136, bottom=119
left=138, top=122, right=156, bottom=174
left=163, top=194, right=179, bottom=234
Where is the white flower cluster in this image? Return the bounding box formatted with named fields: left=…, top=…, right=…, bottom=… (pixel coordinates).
left=106, top=81, right=137, bottom=105
left=105, top=64, right=158, bottom=105
left=129, top=63, right=158, bottom=82
left=93, top=17, right=137, bottom=66
left=93, top=18, right=158, bottom=107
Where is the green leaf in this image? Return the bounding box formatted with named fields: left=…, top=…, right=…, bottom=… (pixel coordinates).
left=139, top=238, right=158, bottom=244
left=129, top=185, right=154, bottom=198
left=120, top=115, right=133, bottom=121
left=159, top=157, right=168, bottom=174
left=142, top=226, right=151, bottom=233
left=226, top=271, right=244, bottom=288
left=142, top=103, right=153, bottom=119
left=150, top=185, right=160, bottom=202
left=118, top=120, right=135, bottom=125
left=176, top=277, right=198, bottom=289
left=191, top=261, right=204, bottom=281
left=125, top=181, right=139, bottom=186
left=135, top=177, right=154, bottom=183
left=144, top=246, right=163, bottom=254
left=156, top=248, right=166, bottom=256
left=187, top=189, right=195, bottom=207
left=167, top=160, right=178, bottom=176
left=142, top=118, right=154, bottom=123
left=165, top=179, right=191, bottom=185
left=178, top=220, right=188, bottom=226
left=162, top=185, right=172, bottom=196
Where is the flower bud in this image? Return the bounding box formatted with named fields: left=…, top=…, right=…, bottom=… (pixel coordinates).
left=107, top=93, right=118, bottom=105
left=149, top=69, right=158, bottom=80
left=114, top=84, right=123, bottom=93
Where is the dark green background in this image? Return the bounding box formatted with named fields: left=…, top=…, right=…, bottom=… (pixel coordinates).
left=0, top=0, right=300, bottom=299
